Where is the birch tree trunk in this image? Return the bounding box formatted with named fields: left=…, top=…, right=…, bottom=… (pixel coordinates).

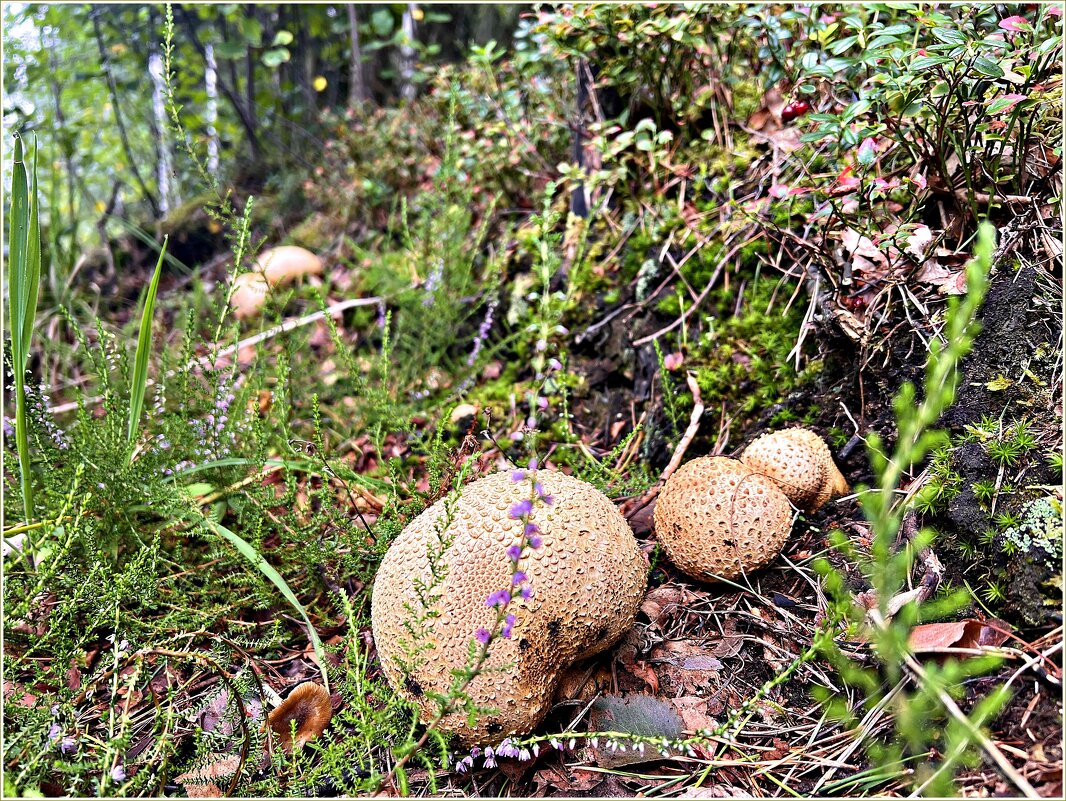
left=205, top=43, right=220, bottom=174
left=399, top=3, right=418, bottom=102
left=148, top=50, right=174, bottom=215
left=347, top=3, right=367, bottom=106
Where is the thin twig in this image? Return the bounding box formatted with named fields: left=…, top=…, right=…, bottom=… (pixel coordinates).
left=48, top=296, right=384, bottom=415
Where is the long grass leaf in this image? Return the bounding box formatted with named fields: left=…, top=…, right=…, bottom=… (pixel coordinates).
left=199, top=515, right=330, bottom=692
left=7, top=134, right=42, bottom=526
left=127, top=237, right=168, bottom=452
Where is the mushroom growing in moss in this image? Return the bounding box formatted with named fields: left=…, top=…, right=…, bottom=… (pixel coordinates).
left=229, top=246, right=323, bottom=320
left=266, top=682, right=332, bottom=752
left=371, top=470, right=647, bottom=745
left=653, top=456, right=793, bottom=582
left=740, top=428, right=849, bottom=512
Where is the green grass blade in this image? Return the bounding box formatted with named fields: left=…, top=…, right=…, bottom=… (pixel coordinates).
left=199, top=515, right=330, bottom=692
left=127, top=237, right=168, bottom=453
left=7, top=134, right=42, bottom=526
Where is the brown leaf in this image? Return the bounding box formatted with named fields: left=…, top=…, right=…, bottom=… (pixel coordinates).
left=915, top=260, right=967, bottom=295
left=908, top=618, right=1011, bottom=653
left=670, top=696, right=718, bottom=733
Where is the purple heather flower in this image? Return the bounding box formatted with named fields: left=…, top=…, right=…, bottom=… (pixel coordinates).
left=486, top=589, right=511, bottom=607
left=535, top=339, right=547, bottom=352
left=512, top=571, right=528, bottom=585
left=456, top=755, right=473, bottom=773
left=111, top=766, right=126, bottom=782
left=474, top=628, right=491, bottom=645
left=520, top=586, right=534, bottom=600
left=510, top=499, right=533, bottom=519
left=60, top=736, right=76, bottom=754
left=501, top=614, right=516, bottom=639
left=483, top=747, right=497, bottom=769
left=528, top=458, right=538, bottom=471
left=511, top=469, right=525, bottom=483
left=548, top=358, right=563, bottom=372
left=506, top=544, right=522, bottom=561
left=518, top=748, right=531, bottom=761
left=539, top=495, right=554, bottom=507
left=47, top=723, right=62, bottom=743
left=524, top=522, right=540, bottom=537
left=2, top=418, right=14, bottom=438
left=527, top=535, right=543, bottom=549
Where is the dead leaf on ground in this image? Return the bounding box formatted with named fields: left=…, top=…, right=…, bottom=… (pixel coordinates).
left=908, top=618, right=1011, bottom=653
left=588, top=694, right=683, bottom=767
left=915, top=259, right=967, bottom=295
left=641, top=585, right=698, bottom=630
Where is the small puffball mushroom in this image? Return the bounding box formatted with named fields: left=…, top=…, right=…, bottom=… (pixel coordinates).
left=371, top=470, right=647, bottom=745
left=228, top=246, right=323, bottom=320
left=266, top=682, right=332, bottom=752
left=740, top=428, right=849, bottom=512
left=654, top=457, right=793, bottom=582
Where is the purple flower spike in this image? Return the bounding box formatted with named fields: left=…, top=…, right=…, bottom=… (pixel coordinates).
left=510, top=499, right=534, bottom=519
left=520, top=586, right=534, bottom=600
left=475, top=628, right=492, bottom=645
left=528, top=535, right=543, bottom=549
left=528, top=458, right=539, bottom=471
left=539, top=494, right=554, bottom=506
left=511, top=469, right=525, bottom=483
left=512, top=571, right=528, bottom=585
left=502, top=614, right=516, bottom=639
left=506, top=544, right=522, bottom=561
left=486, top=589, right=511, bottom=607
left=524, top=522, right=540, bottom=536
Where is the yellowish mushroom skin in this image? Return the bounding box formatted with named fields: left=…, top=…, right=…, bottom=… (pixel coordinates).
left=371, top=471, right=647, bottom=745
left=740, top=428, right=849, bottom=512
left=654, top=457, right=792, bottom=581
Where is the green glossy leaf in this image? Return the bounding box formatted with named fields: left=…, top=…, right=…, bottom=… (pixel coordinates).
left=973, top=57, right=1005, bottom=78
left=261, top=47, right=290, bottom=67
left=272, top=29, right=293, bottom=47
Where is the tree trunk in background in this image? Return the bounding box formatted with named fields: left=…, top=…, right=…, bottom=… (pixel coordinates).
left=148, top=50, right=174, bottom=215
left=399, top=4, right=418, bottom=102
left=297, top=6, right=317, bottom=117
left=347, top=3, right=367, bottom=107
left=205, top=43, right=220, bottom=174
left=91, top=11, right=160, bottom=218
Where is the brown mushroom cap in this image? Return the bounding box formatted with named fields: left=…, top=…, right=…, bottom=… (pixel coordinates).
left=370, top=470, right=647, bottom=745
left=230, top=272, right=270, bottom=321
left=653, top=457, right=793, bottom=582
left=740, top=428, right=849, bottom=512
left=267, top=682, right=332, bottom=752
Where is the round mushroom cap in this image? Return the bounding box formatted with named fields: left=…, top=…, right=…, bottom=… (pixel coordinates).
left=371, top=470, right=647, bottom=745
left=653, top=457, right=793, bottom=582
left=230, top=271, right=270, bottom=320
left=267, top=682, right=332, bottom=752
left=254, top=246, right=323, bottom=286
left=740, top=428, right=849, bottom=512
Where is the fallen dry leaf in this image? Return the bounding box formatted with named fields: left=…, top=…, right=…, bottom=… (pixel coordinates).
left=908, top=618, right=1011, bottom=653
left=915, top=259, right=967, bottom=295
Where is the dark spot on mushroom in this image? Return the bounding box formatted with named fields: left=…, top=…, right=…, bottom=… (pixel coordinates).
left=547, top=619, right=561, bottom=637
left=487, top=722, right=503, bottom=734
left=404, top=677, right=424, bottom=697
left=519, top=638, right=531, bottom=651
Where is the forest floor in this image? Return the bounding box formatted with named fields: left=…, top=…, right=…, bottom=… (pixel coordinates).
left=4, top=11, right=1064, bottom=798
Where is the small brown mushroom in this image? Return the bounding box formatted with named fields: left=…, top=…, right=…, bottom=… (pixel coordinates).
left=653, top=456, right=793, bottom=582
left=739, top=428, right=849, bottom=512
left=266, top=682, right=332, bottom=752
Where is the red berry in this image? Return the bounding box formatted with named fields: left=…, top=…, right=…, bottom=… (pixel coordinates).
left=781, top=103, right=797, bottom=122
left=792, top=100, right=811, bottom=116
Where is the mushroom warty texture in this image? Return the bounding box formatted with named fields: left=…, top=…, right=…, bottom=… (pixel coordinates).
left=654, top=456, right=793, bottom=581
left=371, top=470, right=647, bottom=745
left=740, top=428, right=849, bottom=512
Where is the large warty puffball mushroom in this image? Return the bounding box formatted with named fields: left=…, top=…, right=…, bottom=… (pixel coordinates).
left=371, top=470, right=647, bottom=745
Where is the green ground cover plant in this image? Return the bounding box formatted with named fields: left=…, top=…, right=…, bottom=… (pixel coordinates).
left=3, top=3, right=1061, bottom=798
